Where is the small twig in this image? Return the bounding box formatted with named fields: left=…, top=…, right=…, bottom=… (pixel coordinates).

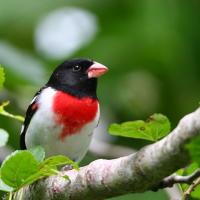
left=154, top=169, right=200, bottom=190
left=184, top=177, right=200, bottom=200
left=0, top=101, right=24, bottom=123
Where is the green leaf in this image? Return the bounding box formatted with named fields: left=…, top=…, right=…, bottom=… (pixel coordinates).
left=19, top=167, right=57, bottom=188
left=21, top=155, right=79, bottom=187
left=0, top=66, right=5, bottom=89
left=0, top=129, right=9, bottom=147
left=186, top=135, right=200, bottom=166
left=0, top=149, right=79, bottom=190
left=0, top=101, right=24, bottom=123
left=29, top=146, right=45, bottom=163
left=1, top=150, right=39, bottom=189
left=62, top=175, right=70, bottom=180
left=109, top=113, right=171, bottom=141
left=40, top=155, right=79, bottom=171
left=147, top=114, right=171, bottom=141
left=0, top=178, right=14, bottom=192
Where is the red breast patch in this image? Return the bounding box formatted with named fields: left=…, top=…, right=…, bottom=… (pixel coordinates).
left=53, top=91, right=98, bottom=140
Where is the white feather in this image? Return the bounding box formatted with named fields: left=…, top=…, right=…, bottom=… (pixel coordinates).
left=25, top=87, right=100, bottom=162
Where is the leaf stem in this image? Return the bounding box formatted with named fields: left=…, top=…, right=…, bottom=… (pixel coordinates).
left=0, top=110, right=24, bottom=123
left=0, top=101, right=24, bottom=123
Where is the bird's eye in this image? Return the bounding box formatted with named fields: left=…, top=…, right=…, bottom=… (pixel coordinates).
left=73, top=65, right=81, bottom=72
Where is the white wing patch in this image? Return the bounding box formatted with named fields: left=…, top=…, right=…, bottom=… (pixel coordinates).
left=20, top=125, right=24, bottom=135
left=30, top=96, right=37, bottom=104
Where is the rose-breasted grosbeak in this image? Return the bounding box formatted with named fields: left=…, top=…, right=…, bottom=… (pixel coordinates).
left=20, top=58, right=108, bottom=162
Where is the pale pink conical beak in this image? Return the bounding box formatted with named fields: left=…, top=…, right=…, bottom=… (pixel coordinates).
left=87, top=62, right=108, bottom=78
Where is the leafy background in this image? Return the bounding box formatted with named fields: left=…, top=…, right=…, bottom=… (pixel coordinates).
left=0, top=0, right=200, bottom=199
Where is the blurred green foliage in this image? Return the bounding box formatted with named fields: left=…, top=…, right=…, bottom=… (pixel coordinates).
left=0, top=0, right=200, bottom=199
left=0, top=66, right=5, bottom=88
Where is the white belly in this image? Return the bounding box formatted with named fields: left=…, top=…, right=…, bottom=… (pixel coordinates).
left=25, top=87, right=100, bottom=162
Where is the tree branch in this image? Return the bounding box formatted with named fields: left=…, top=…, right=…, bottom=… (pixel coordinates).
left=20, top=107, right=200, bottom=200
left=156, top=169, right=200, bottom=189
left=184, top=177, right=200, bottom=200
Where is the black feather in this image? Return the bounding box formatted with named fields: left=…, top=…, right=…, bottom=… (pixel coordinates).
left=20, top=87, right=45, bottom=149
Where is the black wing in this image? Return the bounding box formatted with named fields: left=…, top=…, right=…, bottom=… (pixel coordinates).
left=20, top=87, right=45, bottom=149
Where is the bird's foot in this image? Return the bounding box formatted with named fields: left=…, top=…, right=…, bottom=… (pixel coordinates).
left=61, top=164, right=73, bottom=171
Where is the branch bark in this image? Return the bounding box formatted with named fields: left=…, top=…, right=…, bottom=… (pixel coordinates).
left=21, top=107, right=200, bottom=200
left=157, top=169, right=200, bottom=189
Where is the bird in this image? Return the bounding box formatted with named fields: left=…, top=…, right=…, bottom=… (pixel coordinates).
left=20, top=58, right=108, bottom=162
